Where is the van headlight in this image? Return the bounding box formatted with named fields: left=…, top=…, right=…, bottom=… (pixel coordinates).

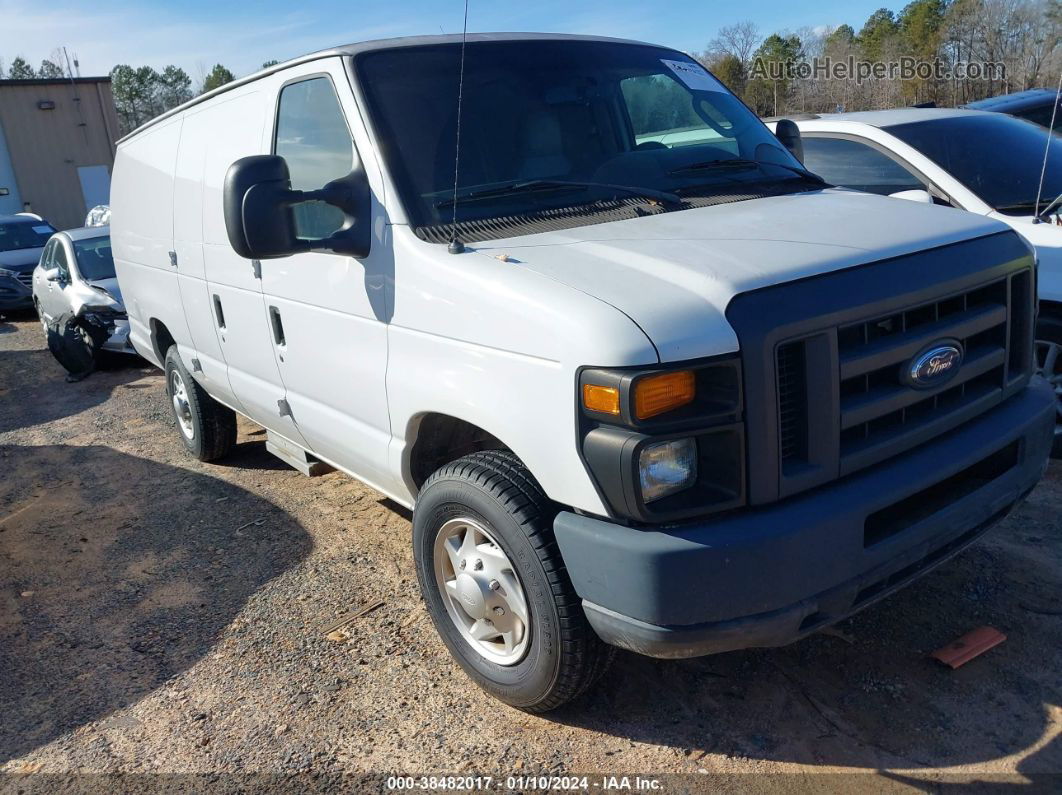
left=578, top=355, right=746, bottom=522
left=639, top=438, right=697, bottom=502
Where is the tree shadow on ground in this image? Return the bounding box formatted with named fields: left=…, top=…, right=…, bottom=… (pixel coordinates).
left=550, top=478, right=1062, bottom=773
left=0, top=346, right=151, bottom=434
left=0, top=443, right=313, bottom=762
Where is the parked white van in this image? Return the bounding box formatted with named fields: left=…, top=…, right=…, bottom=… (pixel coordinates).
left=112, top=34, right=1054, bottom=711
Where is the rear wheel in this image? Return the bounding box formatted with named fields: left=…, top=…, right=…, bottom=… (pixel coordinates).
left=412, top=450, right=613, bottom=712
left=164, top=345, right=237, bottom=461
left=1035, top=315, right=1062, bottom=458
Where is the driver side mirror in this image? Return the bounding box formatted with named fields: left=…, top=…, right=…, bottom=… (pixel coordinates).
left=774, top=119, right=804, bottom=163
left=43, top=267, right=61, bottom=282
left=222, top=154, right=371, bottom=260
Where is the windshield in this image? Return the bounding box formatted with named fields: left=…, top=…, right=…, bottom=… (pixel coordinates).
left=886, top=114, right=1062, bottom=215
left=72, top=235, right=115, bottom=281
left=0, top=220, right=56, bottom=252
left=356, top=40, right=808, bottom=236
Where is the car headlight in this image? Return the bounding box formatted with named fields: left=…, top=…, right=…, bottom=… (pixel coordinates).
left=0, top=268, right=17, bottom=278
left=578, top=356, right=746, bottom=522
left=639, top=438, right=697, bottom=502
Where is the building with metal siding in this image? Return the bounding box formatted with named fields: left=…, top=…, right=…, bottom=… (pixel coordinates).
left=0, top=77, right=120, bottom=229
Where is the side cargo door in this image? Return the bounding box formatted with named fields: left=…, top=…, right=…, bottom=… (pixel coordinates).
left=199, top=85, right=310, bottom=447
left=255, top=60, right=396, bottom=493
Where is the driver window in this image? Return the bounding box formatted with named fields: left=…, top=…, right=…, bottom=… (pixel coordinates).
left=802, top=136, right=925, bottom=196
left=53, top=242, right=71, bottom=281
left=274, top=76, right=357, bottom=241
left=40, top=239, right=56, bottom=270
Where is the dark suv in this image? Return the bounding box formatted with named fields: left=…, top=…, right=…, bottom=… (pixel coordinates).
left=0, top=214, right=56, bottom=311
left=964, top=88, right=1062, bottom=132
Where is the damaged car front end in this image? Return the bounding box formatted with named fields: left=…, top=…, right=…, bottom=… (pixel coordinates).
left=32, top=226, right=136, bottom=379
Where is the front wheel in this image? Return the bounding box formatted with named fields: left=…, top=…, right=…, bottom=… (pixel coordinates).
left=1035, top=315, right=1062, bottom=458
left=412, top=451, right=613, bottom=712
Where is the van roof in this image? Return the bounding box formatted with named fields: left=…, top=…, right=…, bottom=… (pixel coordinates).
left=117, top=32, right=655, bottom=144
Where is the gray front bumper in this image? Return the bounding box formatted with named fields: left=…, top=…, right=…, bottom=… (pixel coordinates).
left=555, top=378, right=1054, bottom=659
left=101, top=318, right=136, bottom=354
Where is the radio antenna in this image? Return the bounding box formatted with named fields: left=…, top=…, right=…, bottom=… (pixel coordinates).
left=447, top=0, right=470, bottom=254
left=1033, top=69, right=1062, bottom=223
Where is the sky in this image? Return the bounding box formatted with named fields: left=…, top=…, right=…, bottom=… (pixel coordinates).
left=0, top=0, right=891, bottom=83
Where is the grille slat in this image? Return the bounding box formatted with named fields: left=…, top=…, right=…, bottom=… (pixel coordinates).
left=839, top=302, right=1006, bottom=380
left=839, top=345, right=1006, bottom=430
left=14, top=272, right=32, bottom=288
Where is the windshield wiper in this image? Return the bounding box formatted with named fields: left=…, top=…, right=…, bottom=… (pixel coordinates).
left=668, top=158, right=828, bottom=186
left=995, top=200, right=1043, bottom=213
left=434, top=179, right=680, bottom=209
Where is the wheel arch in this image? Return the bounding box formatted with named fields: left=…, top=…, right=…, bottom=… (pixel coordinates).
left=404, top=412, right=520, bottom=496
left=148, top=317, right=176, bottom=367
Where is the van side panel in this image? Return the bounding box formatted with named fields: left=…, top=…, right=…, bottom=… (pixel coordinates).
left=112, top=117, right=188, bottom=367
left=385, top=228, right=659, bottom=515
left=171, top=102, right=244, bottom=412
left=252, top=60, right=397, bottom=496
left=198, top=88, right=309, bottom=447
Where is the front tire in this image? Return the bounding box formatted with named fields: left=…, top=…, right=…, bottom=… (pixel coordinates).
left=1035, top=315, right=1062, bottom=458
left=413, top=451, right=613, bottom=712
left=164, top=345, right=237, bottom=461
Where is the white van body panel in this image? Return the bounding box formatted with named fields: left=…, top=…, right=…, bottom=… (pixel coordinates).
left=172, top=99, right=242, bottom=412
left=253, top=58, right=398, bottom=494
left=385, top=225, right=657, bottom=512
left=472, top=189, right=1008, bottom=362
left=110, top=116, right=187, bottom=365
left=189, top=84, right=312, bottom=448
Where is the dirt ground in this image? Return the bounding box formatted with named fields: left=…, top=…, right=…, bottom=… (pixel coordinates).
left=0, top=312, right=1060, bottom=791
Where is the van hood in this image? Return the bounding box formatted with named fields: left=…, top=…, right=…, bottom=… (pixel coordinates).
left=473, top=189, right=1011, bottom=362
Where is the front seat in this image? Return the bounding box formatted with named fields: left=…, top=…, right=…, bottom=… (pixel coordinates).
left=518, top=111, right=570, bottom=180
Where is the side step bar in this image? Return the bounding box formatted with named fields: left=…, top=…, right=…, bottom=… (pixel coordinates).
left=265, top=431, right=334, bottom=477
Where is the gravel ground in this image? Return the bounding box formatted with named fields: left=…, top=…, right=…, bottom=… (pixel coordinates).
left=0, top=313, right=1060, bottom=791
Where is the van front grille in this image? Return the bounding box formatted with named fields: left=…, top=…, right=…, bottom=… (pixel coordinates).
left=832, top=274, right=1025, bottom=473
left=772, top=270, right=1032, bottom=481
left=776, top=341, right=807, bottom=463
left=728, top=232, right=1036, bottom=505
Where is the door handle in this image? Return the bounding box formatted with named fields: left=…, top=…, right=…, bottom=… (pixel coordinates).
left=269, top=305, right=286, bottom=347
left=212, top=294, right=226, bottom=329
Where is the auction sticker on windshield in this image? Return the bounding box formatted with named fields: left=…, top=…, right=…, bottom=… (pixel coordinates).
left=661, top=59, right=725, bottom=92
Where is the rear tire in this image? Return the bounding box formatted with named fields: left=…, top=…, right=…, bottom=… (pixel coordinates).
left=164, top=345, right=236, bottom=462
left=412, top=450, right=613, bottom=712
left=1035, top=315, right=1062, bottom=458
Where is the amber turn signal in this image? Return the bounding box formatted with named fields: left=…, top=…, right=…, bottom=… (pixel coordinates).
left=583, top=383, right=621, bottom=415
left=634, top=370, right=696, bottom=419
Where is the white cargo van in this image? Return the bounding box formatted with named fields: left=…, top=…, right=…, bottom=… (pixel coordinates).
left=112, top=34, right=1054, bottom=711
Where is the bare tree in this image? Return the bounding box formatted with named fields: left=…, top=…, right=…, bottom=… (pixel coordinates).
left=708, top=21, right=763, bottom=69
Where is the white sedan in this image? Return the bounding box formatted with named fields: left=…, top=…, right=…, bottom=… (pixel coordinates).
left=769, top=108, right=1062, bottom=451
left=32, top=226, right=136, bottom=360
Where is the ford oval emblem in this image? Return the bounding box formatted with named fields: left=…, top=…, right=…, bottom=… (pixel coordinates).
left=904, top=341, right=964, bottom=389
